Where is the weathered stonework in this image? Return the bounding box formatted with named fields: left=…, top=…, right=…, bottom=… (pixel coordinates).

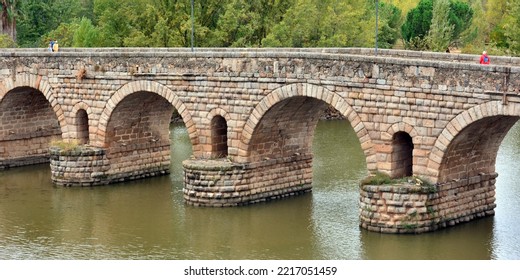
left=183, top=154, right=312, bottom=206
left=49, top=146, right=110, bottom=186
left=1, top=48, right=520, bottom=233
left=49, top=145, right=170, bottom=186
left=359, top=173, right=497, bottom=233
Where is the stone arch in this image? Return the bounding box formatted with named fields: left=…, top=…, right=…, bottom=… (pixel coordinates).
left=206, top=108, right=231, bottom=158
left=383, top=122, right=419, bottom=141
left=96, top=80, right=198, bottom=151
left=382, top=122, right=418, bottom=178
left=426, top=101, right=520, bottom=183
left=0, top=74, right=66, bottom=167
left=238, top=83, right=375, bottom=170
left=0, top=74, right=67, bottom=135
left=71, top=102, right=93, bottom=145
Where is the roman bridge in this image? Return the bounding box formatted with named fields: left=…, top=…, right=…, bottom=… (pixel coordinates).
left=1, top=48, right=520, bottom=233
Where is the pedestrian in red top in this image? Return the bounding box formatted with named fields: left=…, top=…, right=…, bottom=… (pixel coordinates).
left=480, top=51, right=490, bottom=64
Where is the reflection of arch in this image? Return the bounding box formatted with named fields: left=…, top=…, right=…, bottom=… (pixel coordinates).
left=207, top=108, right=231, bottom=158
left=239, top=83, right=375, bottom=169
left=427, top=101, right=520, bottom=183
left=96, top=80, right=198, bottom=150
left=0, top=74, right=67, bottom=135
left=71, top=102, right=92, bottom=144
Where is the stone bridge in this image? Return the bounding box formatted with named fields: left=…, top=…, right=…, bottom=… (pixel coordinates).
left=1, top=48, right=520, bottom=233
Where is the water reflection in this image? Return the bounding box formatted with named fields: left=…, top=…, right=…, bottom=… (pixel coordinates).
left=0, top=121, right=519, bottom=259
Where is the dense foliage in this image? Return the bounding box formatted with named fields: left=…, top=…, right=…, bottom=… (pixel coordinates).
left=0, top=0, right=518, bottom=56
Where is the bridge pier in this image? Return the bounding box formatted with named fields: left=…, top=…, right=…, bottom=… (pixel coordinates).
left=359, top=173, right=497, bottom=233
left=182, top=154, right=313, bottom=206
left=49, top=144, right=170, bottom=186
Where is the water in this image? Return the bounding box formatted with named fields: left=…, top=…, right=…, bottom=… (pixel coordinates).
left=0, top=120, right=519, bottom=260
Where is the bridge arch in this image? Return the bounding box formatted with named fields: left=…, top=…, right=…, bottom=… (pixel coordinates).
left=96, top=80, right=198, bottom=151
left=382, top=122, right=419, bottom=178
left=0, top=74, right=67, bottom=133
left=71, top=102, right=93, bottom=145
left=206, top=108, right=231, bottom=158
left=0, top=74, right=65, bottom=167
left=238, top=83, right=375, bottom=170
left=427, top=101, right=520, bottom=183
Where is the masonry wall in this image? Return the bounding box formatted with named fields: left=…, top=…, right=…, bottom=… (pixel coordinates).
left=183, top=154, right=313, bottom=206
left=50, top=146, right=110, bottom=186
left=359, top=173, right=497, bottom=233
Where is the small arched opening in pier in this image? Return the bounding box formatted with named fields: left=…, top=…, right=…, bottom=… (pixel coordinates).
left=211, top=115, right=228, bottom=158
left=76, top=109, right=89, bottom=145
left=391, top=131, right=414, bottom=178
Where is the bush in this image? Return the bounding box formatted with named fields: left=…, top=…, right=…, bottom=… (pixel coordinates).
left=0, top=34, right=17, bottom=48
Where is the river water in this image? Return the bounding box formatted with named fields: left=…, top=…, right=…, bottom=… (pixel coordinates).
left=0, top=120, right=519, bottom=260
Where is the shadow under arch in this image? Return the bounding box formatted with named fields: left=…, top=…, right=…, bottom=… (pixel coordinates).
left=0, top=75, right=65, bottom=167
left=238, top=83, right=375, bottom=171
left=382, top=122, right=419, bottom=178
left=71, top=102, right=93, bottom=145
left=427, top=101, right=520, bottom=184
left=206, top=108, right=231, bottom=159
left=95, top=80, right=199, bottom=152
left=0, top=74, right=67, bottom=134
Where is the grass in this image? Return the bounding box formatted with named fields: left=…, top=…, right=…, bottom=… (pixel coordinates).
left=50, top=139, right=81, bottom=152
left=360, top=172, right=433, bottom=187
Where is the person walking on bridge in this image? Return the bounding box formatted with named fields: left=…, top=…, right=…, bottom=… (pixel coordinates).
left=480, top=51, right=490, bottom=64
left=53, top=40, right=59, bottom=52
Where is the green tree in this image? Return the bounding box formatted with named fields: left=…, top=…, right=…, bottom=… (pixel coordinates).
left=263, top=0, right=374, bottom=48
left=0, top=0, right=17, bottom=41
left=447, top=0, right=472, bottom=46
left=504, top=0, right=520, bottom=54
left=16, top=0, right=53, bottom=47
left=401, top=0, right=433, bottom=43
left=17, top=0, right=94, bottom=47
left=210, top=0, right=261, bottom=47
left=262, top=0, right=319, bottom=47
left=73, top=17, right=99, bottom=47
left=42, top=20, right=80, bottom=48
left=402, top=0, right=472, bottom=51
left=375, top=1, right=402, bottom=49
left=94, top=0, right=135, bottom=46
left=428, top=0, right=453, bottom=51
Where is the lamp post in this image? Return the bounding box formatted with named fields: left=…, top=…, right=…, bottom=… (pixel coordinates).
left=191, top=0, right=195, bottom=52
left=375, top=0, right=379, bottom=56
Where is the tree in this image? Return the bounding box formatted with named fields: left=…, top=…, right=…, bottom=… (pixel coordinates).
left=73, top=17, right=99, bottom=47
left=210, top=0, right=263, bottom=47
left=16, top=0, right=53, bottom=47
left=1, top=0, right=17, bottom=41
left=375, top=1, right=402, bottom=49
left=447, top=0, right=472, bottom=46
left=402, top=0, right=473, bottom=51
left=42, top=20, right=80, bottom=48
left=262, top=0, right=319, bottom=47
left=401, top=0, right=433, bottom=43
left=262, top=0, right=374, bottom=48
left=504, top=0, right=520, bottom=54
left=428, top=0, right=453, bottom=51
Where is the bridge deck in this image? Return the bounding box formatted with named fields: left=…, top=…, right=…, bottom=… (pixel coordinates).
left=2, top=48, right=520, bottom=68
